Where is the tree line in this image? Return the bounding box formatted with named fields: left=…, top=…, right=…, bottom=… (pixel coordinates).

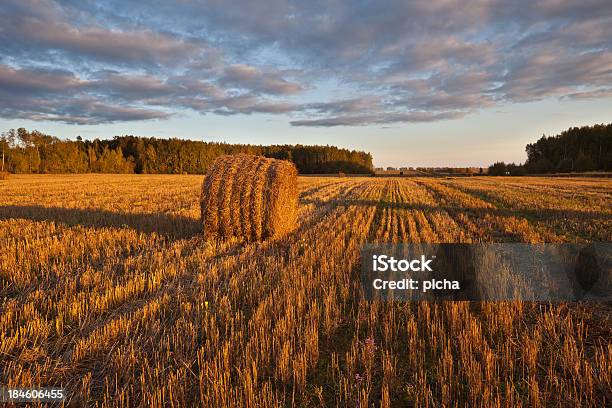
left=488, top=123, right=612, bottom=175
left=0, top=129, right=374, bottom=175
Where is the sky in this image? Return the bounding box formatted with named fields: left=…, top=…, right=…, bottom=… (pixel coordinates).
left=1, top=0, right=611, bottom=167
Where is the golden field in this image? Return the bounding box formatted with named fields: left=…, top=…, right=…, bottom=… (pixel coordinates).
left=0, top=174, right=610, bottom=407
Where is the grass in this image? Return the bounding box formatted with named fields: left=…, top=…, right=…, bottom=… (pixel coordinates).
left=0, top=174, right=610, bottom=407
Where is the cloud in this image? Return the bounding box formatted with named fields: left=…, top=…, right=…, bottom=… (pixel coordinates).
left=0, top=95, right=172, bottom=124
left=0, top=0, right=201, bottom=66
left=293, top=95, right=468, bottom=126
left=291, top=111, right=465, bottom=127
left=0, top=64, right=85, bottom=94
left=0, top=0, right=611, bottom=126
left=496, top=50, right=612, bottom=101
left=0, top=63, right=297, bottom=123
left=562, top=88, right=612, bottom=100
left=219, top=65, right=303, bottom=95
left=0, top=65, right=172, bottom=123
left=302, top=97, right=384, bottom=116
left=88, top=72, right=176, bottom=99
left=42, top=101, right=174, bottom=125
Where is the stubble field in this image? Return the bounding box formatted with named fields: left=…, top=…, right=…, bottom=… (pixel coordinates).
left=0, top=174, right=610, bottom=407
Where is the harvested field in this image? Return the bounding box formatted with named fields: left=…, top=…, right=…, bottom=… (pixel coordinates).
left=0, top=174, right=611, bottom=407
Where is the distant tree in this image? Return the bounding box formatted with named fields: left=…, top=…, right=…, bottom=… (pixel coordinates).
left=91, top=147, right=134, bottom=173
left=0, top=133, right=11, bottom=172
left=41, top=141, right=88, bottom=173
left=575, top=151, right=595, bottom=172
left=0, top=129, right=375, bottom=174
left=142, top=144, right=158, bottom=173
left=506, top=163, right=526, bottom=176
left=488, top=162, right=507, bottom=176
left=556, top=158, right=574, bottom=173
left=533, top=158, right=554, bottom=174
left=525, top=123, right=611, bottom=173
left=1, top=129, right=41, bottom=173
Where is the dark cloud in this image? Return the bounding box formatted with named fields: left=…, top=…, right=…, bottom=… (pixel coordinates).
left=0, top=0, right=610, bottom=126
left=44, top=101, right=174, bottom=125
left=0, top=95, right=172, bottom=124
left=0, top=64, right=297, bottom=122
left=0, top=65, right=172, bottom=123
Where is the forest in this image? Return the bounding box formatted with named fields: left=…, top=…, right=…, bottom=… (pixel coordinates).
left=489, top=123, right=611, bottom=175
left=0, top=129, right=374, bottom=174
left=3, top=124, right=609, bottom=176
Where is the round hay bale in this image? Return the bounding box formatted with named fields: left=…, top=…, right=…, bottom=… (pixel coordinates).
left=201, top=154, right=298, bottom=241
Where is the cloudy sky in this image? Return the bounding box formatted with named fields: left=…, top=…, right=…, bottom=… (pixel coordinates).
left=1, top=0, right=611, bottom=166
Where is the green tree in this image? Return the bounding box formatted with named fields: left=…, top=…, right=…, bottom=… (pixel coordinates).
left=91, top=147, right=134, bottom=173
left=40, top=141, right=88, bottom=173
